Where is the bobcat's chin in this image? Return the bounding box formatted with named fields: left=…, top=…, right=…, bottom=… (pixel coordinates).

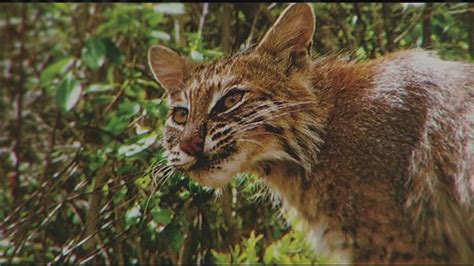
left=184, top=136, right=278, bottom=188
left=186, top=152, right=249, bottom=188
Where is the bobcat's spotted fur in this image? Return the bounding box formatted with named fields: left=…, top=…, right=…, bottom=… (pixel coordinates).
left=148, top=3, right=474, bottom=264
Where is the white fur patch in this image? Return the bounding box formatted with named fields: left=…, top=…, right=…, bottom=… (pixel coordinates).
left=196, top=151, right=248, bottom=188
left=372, top=51, right=468, bottom=110
left=282, top=202, right=353, bottom=264
left=168, top=145, right=195, bottom=168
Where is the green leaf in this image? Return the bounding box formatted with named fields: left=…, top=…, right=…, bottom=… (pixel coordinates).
left=40, top=57, right=74, bottom=86
left=118, top=132, right=157, bottom=157
left=244, top=231, right=263, bottom=263
left=103, top=116, right=129, bottom=135
left=140, top=100, right=162, bottom=119
left=150, top=30, right=171, bottom=41
left=117, top=101, right=140, bottom=118
left=53, top=3, right=71, bottom=13
left=90, top=95, right=114, bottom=105
left=211, top=249, right=231, bottom=264
left=178, top=190, right=190, bottom=200
left=264, top=244, right=275, bottom=264
left=151, top=207, right=173, bottom=226
left=136, top=79, right=160, bottom=91
left=190, top=50, right=203, bottom=62
left=135, top=175, right=152, bottom=189
left=84, top=83, right=114, bottom=94
left=202, top=49, right=224, bottom=59
left=153, top=3, right=185, bottom=15
left=161, top=223, right=185, bottom=253
left=56, top=74, right=82, bottom=113
left=81, top=38, right=106, bottom=70
left=103, top=38, right=123, bottom=65
left=125, top=205, right=142, bottom=228
left=125, top=83, right=146, bottom=99
left=113, top=186, right=128, bottom=204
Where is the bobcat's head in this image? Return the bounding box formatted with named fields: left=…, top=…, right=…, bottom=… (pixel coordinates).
left=148, top=4, right=323, bottom=188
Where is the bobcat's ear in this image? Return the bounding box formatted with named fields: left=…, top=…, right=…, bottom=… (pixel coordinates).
left=257, top=3, right=315, bottom=56
left=148, top=45, right=190, bottom=95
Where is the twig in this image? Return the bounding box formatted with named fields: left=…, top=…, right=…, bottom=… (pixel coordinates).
left=95, top=54, right=138, bottom=125
left=2, top=149, right=82, bottom=230
left=198, top=3, right=209, bottom=38
left=393, top=5, right=452, bottom=44
left=42, top=111, right=60, bottom=182
left=83, top=164, right=109, bottom=262
left=245, top=4, right=263, bottom=48
left=393, top=9, right=425, bottom=44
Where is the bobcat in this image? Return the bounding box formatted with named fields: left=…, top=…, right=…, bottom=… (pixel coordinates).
left=148, top=3, right=474, bottom=264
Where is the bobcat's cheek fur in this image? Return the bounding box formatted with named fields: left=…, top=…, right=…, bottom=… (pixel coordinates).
left=149, top=3, right=473, bottom=264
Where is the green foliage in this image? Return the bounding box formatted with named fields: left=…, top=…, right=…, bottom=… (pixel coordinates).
left=211, top=228, right=329, bottom=265
left=82, top=38, right=107, bottom=70
left=212, top=231, right=264, bottom=264
left=0, top=3, right=472, bottom=265
left=40, top=57, right=74, bottom=86
left=56, top=73, right=82, bottom=113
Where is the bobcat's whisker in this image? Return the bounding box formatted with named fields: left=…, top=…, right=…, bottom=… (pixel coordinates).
left=153, top=166, right=175, bottom=190
left=236, top=101, right=317, bottom=125
left=235, top=108, right=310, bottom=134
left=233, top=101, right=310, bottom=126
left=234, top=105, right=314, bottom=134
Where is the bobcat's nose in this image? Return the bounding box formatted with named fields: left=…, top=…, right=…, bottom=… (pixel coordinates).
left=180, top=135, right=204, bottom=156
left=180, top=122, right=207, bottom=157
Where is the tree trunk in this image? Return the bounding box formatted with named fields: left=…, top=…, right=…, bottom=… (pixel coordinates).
left=467, top=3, right=474, bottom=59
left=422, top=3, right=433, bottom=48
left=220, top=4, right=233, bottom=53
left=382, top=3, right=395, bottom=52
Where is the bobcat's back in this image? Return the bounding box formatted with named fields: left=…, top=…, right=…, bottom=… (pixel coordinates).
left=307, top=50, right=474, bottom=263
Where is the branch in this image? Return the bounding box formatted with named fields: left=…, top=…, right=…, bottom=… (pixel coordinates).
left=393, top=5, right=449, bottom=45
left=83, top=165, right=109, bottom=257
left=11, top=3, right=28, bottom=200
left=42, top=111, right=60, bottom=182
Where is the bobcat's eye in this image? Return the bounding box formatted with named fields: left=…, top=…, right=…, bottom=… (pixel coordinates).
left=223, top=90, right=244, bottom=109
left=172, top=107, right=188, bottom=125
left=210, top=88, right=246, bottom=115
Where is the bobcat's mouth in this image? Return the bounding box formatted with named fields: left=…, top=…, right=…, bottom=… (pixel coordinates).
left=176, top=143, right=236, bottom=173
left=188, top=155, right=210, bottom=171
left=175, top=143, right=243, bottom=188
left=173, top=155, right=214, bottom=174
